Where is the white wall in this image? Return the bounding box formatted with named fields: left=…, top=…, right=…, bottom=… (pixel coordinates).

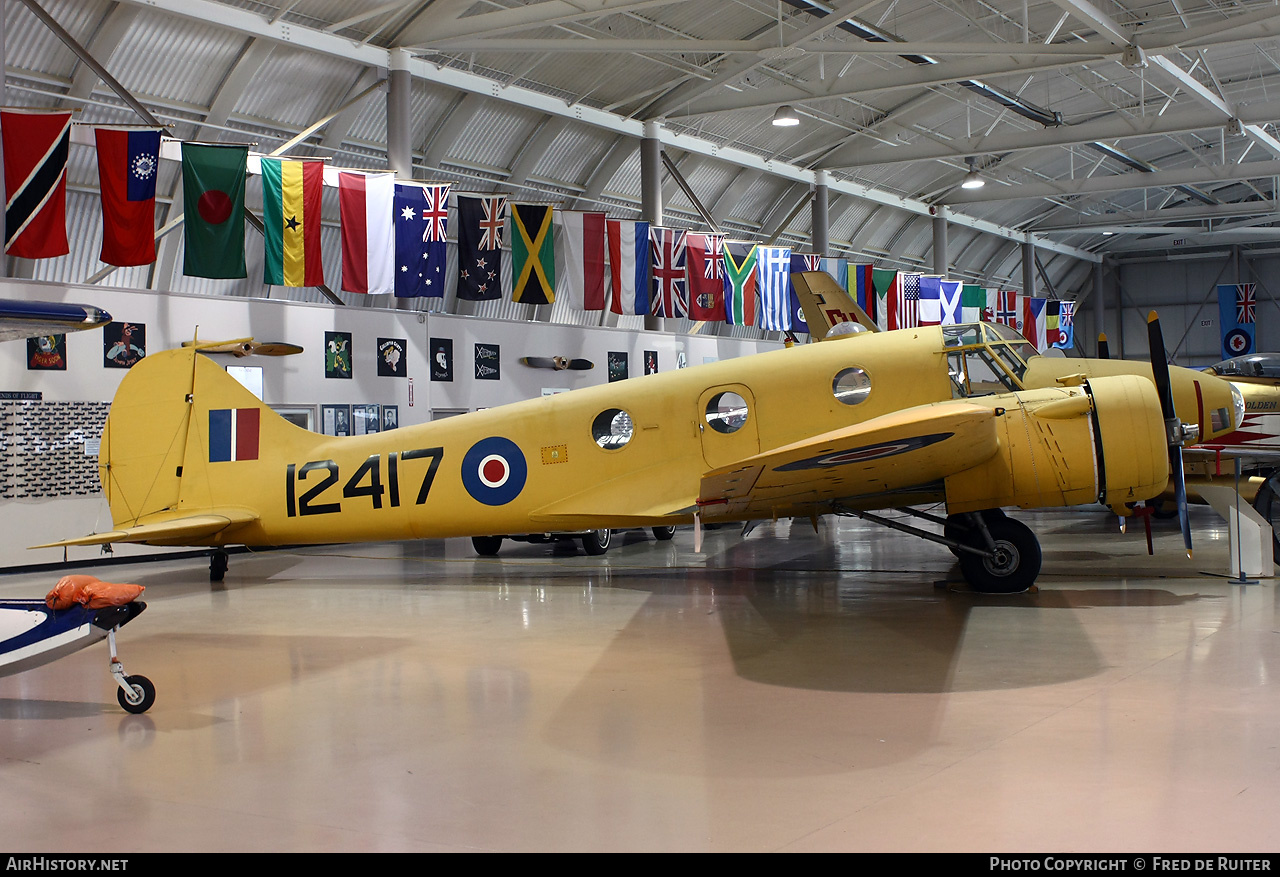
left=0, top=279, right=780, bottom=570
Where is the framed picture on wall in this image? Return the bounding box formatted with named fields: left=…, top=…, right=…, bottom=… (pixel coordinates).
left=430, top=338, right=453, bottom=382
left=103, top=322, right=146, bottom=369
left=381, top=405, right=399, bottom=431
left=475, top=342, right=500, bottom=380
left=377, top=338, right=406, bottom=377
left=270, top=405, right=316, bottom=432
left=352, top=404, right=380, bottom=435
left=608, top=351, right=628, bottom=382
left=325, top=331, right=352, bottom=379
left=27, top=334, right=66, bottom=371
left=322, top=404, right=351, bottom=437
left=644, top=350, right=658, bottom=375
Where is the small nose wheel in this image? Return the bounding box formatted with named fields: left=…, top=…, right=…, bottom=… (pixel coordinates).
left=115, top=673, right=155, bottom=714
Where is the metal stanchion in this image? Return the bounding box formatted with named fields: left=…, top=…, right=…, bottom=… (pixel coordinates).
left=1232, top=457, right=1259, bottom=585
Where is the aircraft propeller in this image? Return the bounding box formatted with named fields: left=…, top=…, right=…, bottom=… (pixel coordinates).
left=1146, top=312, right=1194, bottom=558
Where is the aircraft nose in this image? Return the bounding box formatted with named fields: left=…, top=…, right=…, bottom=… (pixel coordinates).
left=1190, top=370, right=1244, bottom=441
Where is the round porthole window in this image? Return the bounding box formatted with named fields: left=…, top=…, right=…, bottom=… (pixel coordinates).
left=592, top=408, right=634, bottom=449
left=832, top=367, right=871, bottom=405
left=705, top=391, right=749, bottom=434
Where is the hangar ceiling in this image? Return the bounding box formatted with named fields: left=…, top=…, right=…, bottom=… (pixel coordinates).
left=7, top=0, right=1280, bottom=323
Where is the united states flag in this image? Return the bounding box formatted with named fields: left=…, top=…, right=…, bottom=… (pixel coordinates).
left=896, top=272, right=922, bottom=329
left=1238, top=283, right=1257, bottom=324
left=649, top=226, right=688, bottom=318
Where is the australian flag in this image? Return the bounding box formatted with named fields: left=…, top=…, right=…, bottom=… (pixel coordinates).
left=393, top=182, right=449, bottom=297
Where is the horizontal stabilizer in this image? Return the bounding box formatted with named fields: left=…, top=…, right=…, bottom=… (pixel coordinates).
left=31, top=510, right=257, bottom=549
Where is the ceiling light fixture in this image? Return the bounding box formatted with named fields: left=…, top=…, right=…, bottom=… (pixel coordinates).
left=772, top=105, right=800, bottom=127
left=961, top=156, right=985, bottom=189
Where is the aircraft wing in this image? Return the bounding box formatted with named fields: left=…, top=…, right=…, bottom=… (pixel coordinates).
left=31, top=510, right=258, bottom=549
left=0, top=299, right=111, bottom=342
left=696, top=400, right=1002, bottom=519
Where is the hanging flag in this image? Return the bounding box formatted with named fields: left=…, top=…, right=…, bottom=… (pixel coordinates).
left=1053, top=301, right=1075, bottom=349
left=1219, top=283, right=1257, bottom=359
left=820, top=257, right=848, bottom=292
left=1046, top=301, right=1061, bottom=347
left=1022, top=296, right=1047, bottom=349
left=888, top=271, right=922, bottom=330
left=2, top=108, right=71, bottom=259
left=722, top=241, right=759, bottom=326
left=557, top=210, right=606, bottom=310
left=606, top=219, right=650, bottom=315
left=686, top=232, right=725, bottom=322
left=181, top=142, right=247, bottom=279
left=339, top=172, right=394, bottom=295
left=939, top=279, right=963, bottom=325
left=872, top=268, right=897, bottom=330
left=961, top=284, right=986, bottom=323
left=994, top=289, right=1019, bottom=328
left=510, top=203, right=556, bottom=305
left=260, top=157, right=324, bottom=287
left=918, top=276, right=943, bottom=326
left=788, top=253, right=821, bottom=334
left=756, top=246, right=792, bottom=331
left=391, top=182, right=450, bottom=298
left=849, top=264, right=875, bottom=317
left=457, top=194, right=507, bottom=301
left=649, top=226, right=688, bottom=318
left=94, top=127, right=161, bottom=266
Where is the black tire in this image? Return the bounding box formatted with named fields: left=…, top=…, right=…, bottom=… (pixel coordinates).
left=209, top=551, right=228, bottom=582
left=117, top=674, right=155, bottom=714
left=472, top=535, right=503, bottom=557
left=651, top=526, right=676, bottom=541
left=1251, top=475, right=1280, bottom=563
left=581, top=529, right=612, bottom=556
left=1149, top=498, right=1180, bottom=520
left=957, top=516, right=1041, bottom=594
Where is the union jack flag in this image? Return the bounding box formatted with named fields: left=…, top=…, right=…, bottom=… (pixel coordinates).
left=649, top=226, right=688, bottom=318
left=422, top=184, right=450, bottom=242
left=702, top=233, right=725, bottom=280
left=1238, top=283, right=1257, bottom=324
left=1059, top=301, right=1074, bottom=330
left=478, top=196, right=505, bottom=250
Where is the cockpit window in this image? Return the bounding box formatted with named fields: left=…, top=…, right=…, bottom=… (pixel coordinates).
left=949, top=349, right=1019, bottom=397
left=1209, top=354, right=1280, bottom=379
left=942, top=325, right=983, bottom=348
left=940, top=323, right=1029, bottom=397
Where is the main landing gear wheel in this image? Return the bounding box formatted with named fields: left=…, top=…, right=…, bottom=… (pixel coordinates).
left=209, top=550, right=228, bottom=582
left=472, top=535, right=504, bottom=557
left=957, top=516, right=1042, bottom=594
left=116, top=674, right=155, bottom=714
left=581, top=529, right=612, bottom=556
left=651, top=526, right=676, bottom=541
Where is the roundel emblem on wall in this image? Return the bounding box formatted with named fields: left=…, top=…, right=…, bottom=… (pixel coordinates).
left=1225, top=328, right=1253, bottom=356
left=462, top=437, right=527, bottom=506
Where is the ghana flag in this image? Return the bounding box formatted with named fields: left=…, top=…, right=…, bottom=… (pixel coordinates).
left=261, top=157, right=325, bottom=287
left=181, top=143, right=247, bottom=279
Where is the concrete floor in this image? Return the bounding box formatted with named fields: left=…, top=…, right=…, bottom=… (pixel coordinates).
left=0, top=507, right=1277, bottom=853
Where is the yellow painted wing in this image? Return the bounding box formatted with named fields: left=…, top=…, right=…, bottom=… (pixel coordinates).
left=32, top=509, right=257, bottom=549
left=696, top=400, right=1002, bottom=519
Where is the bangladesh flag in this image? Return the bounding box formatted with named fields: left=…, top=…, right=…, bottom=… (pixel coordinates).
left=261, top=157, right=325, bottom=287
left=181, top=143, right=247, bottom=279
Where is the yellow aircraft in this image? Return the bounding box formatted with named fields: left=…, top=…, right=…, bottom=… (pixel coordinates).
left=33, top=287, right=1242, bottom=594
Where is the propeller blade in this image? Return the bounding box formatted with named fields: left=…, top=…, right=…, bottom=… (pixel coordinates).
left=1146, top=311, right=1193, bottom=558
left=1097, top=333, right=1110, bottom=359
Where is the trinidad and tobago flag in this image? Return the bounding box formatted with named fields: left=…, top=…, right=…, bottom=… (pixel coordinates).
left=1, top=109, right=71, bottom=259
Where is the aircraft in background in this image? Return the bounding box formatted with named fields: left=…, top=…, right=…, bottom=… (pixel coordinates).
left=32, top=291, right=1241, bottom=594
left=0, top=298, right=111, bottom=342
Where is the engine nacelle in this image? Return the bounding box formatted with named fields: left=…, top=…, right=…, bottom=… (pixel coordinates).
left=944, top=375, right=1167, bottom=513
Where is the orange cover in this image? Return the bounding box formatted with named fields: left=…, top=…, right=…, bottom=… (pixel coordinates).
left=45, top=574, right=102, bottom=610
left=78, top=581, right=144, bottom=609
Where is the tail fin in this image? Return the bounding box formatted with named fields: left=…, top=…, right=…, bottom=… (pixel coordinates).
left=791, top=271, right=878, bottom=340
left=37, top=347, right=309, bottom=548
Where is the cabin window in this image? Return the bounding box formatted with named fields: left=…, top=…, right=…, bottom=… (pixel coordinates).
left=592, top=408, right=634, bottom=449
left=705, top=392, right=749, bottom=434
left=832, top=367, right=872, bottom=405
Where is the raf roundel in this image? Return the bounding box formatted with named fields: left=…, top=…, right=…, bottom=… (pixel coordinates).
left=462, top=437, right=528, bottom=506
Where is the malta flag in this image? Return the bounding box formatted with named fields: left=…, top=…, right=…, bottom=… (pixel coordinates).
left=557, top=211, right=606, bottom=310
left=685, top=232, right=725, bottom=321
left=607, top=219, right=650, bottom=315
left=338, top=171, right=394, bottom=295
left=260, top=157, right=324, bottom=287
left=208, top=408, right=260, bottom=462
left=95, top=127, right=161, bottom=266
left=2, top=109, right=71, bottom=259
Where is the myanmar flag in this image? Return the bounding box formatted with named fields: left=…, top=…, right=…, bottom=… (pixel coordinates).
left=181, top=143, right=247, bottom=279
left=261, top=157, right=324, bottom=287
